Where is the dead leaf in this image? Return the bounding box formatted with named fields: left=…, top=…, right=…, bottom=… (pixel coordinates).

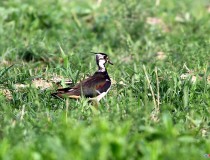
left=156, top=51, right=166, bottom=60
left=201, top=128, right=208, bottom=137
left=97, top=0, right=102, bottom=6
left=180, top=74, right=189, bottom=80
left=180, top=73, right=198, bottom=84
left=118, top=81, right=126, bottom=86
left=110, top=78, right=116, bottom=85
left=207, top=76, right=210, bottom=84
left=0, top=60, right=12, bottom=66
left=191, top=75, right=197, bottom=83
left=14, top=83, right=29, bottom=89
left=179, top=64, right=208, bottom=84
left=49, top=75, right=64, bottom=83
left=146, top=17, right=163, bottom=25
left=32, top=78, right=53, bottom=90
left=155, top=0, right=160, bottom=6
left=150, top=109, right=160, bottom=122
left=175, top=13, right=190, bottom=23
left=0, top=89, right=12, bottom=100
left=207, top=5, right=210, bottom=13
left=14, top=79, right=53, bottom=90
left=49, top=74, right=72, bottom=85
left=146, top=17, right=169, bottom=32
left=180, top=64, right=195, bottom=83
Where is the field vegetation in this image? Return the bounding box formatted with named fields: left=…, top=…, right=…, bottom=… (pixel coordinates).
left=0, top=0, right=209, bottom=159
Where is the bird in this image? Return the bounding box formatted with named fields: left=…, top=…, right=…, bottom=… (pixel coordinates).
left=51, top=52, right=113, bottom=102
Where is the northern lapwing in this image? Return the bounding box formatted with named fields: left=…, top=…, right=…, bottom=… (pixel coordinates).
left=52, top=52, right=113, bottom=102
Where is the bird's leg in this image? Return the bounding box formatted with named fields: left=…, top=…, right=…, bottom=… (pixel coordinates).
left=88, top=99, right=99, bottom=108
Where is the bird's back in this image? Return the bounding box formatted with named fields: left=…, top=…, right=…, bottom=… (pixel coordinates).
left=52, top=71, right=111, bottom=98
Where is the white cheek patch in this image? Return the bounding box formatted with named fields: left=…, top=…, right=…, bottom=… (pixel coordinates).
left=99, top=59, right=106, bottom=68
left=96, top=54, right=104, bottom=59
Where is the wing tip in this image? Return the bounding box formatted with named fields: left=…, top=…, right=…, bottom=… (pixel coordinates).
left=51, top=92, right=81, bottom=99
left=51, top=92, right=62, bottom=99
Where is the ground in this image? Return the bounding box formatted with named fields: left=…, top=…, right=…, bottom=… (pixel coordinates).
left=0, top=0, right=209, bottom=160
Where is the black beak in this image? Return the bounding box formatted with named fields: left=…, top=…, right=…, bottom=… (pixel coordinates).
left=108, top=60, right=113, bottom=65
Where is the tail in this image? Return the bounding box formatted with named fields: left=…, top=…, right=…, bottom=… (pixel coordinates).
left=51, top=92, right=64, bottom=100
left=51, top=87, right=71, bottom=99
left=51, top=87, right=80, bottom=99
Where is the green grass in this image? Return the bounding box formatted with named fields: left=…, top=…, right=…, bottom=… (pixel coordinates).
left=0, top=0, right=210, bottom=159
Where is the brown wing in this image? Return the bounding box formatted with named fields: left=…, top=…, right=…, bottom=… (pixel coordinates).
left=51, top=87, right=81, bottom=99
left=51, top=72, right=110, bottom=99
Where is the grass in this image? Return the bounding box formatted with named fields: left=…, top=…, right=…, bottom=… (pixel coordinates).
left=0, top=0, right=210, bottom=159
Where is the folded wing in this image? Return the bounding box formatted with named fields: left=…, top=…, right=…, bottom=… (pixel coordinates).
left=51, top=72, right=111, bottom=99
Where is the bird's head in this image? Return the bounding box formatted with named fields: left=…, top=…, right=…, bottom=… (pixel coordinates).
left=91, top=52, right=113, bottom=71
